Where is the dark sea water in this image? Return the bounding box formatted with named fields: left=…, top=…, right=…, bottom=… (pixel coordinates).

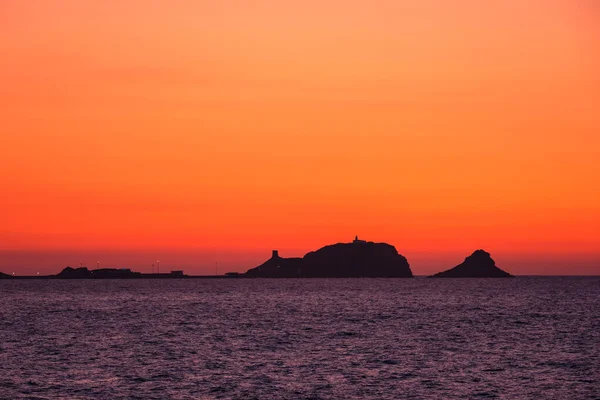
left=1, top=278, right=598, bottom=399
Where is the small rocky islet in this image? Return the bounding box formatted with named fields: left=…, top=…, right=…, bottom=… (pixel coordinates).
left=429, top=249, right=513, bottom=278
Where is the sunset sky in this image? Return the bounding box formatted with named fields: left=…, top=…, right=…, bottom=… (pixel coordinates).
left=1, top=1, right=598, bottom=275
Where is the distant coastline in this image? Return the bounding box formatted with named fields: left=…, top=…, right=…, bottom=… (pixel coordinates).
left=0, top=269, right=229, bottom=280
left=1, top=237, right=515, bottom=279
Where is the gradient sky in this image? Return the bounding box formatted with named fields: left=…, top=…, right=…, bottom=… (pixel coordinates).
left=1, top=1, right=599, bottom=275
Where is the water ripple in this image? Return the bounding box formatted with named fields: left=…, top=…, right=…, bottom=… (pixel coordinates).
left=1, top=277, right=599, bottom=399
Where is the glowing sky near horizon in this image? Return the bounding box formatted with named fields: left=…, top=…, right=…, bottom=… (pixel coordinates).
left=1, top=1, right=599, bottom=275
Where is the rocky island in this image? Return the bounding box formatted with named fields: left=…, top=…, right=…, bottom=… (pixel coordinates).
left=245, top=237, right=413, bottom=278
left=431, top=249, right=513, bottom=278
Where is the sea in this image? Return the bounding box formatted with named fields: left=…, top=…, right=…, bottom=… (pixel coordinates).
left=1, top=277, right=598, bottom=399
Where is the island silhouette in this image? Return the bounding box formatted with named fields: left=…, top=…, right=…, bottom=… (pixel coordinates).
left=430, top=249, right=513, bottom=278
left=0, top=238, right=515, bottom=278
left=245, top=236, right=413, bottom=278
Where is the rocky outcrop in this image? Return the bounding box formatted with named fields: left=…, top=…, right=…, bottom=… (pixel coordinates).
left=431, top=250, right=513, bottom=278
left=246, top=239, right=413, bottom=278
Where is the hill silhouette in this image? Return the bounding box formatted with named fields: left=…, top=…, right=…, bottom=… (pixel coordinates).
left=246, top=238, right=413, bottom=277
left=0, top=271, right=11, bottom=279
left=431, top=250, right=513, bottom=278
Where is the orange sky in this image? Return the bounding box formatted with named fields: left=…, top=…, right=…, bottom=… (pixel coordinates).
left=1, top=1, right=599, bottom=275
